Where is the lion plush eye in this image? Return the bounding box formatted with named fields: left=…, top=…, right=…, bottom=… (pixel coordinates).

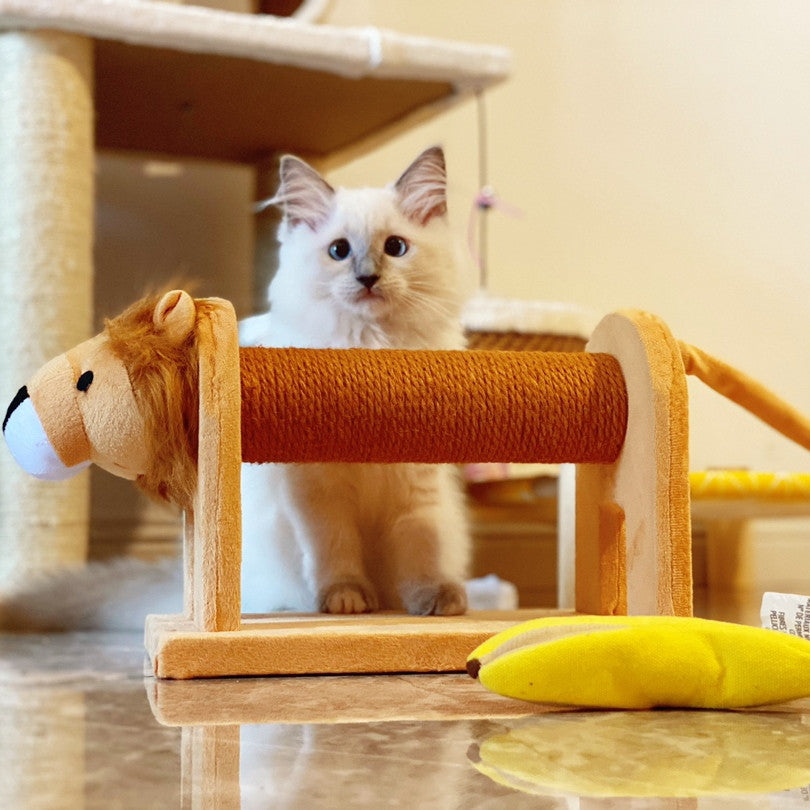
left=76, top=371, right=94, bottom=392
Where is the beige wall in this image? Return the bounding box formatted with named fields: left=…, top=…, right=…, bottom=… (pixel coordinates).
left=323, top=1, right=810, bottom=474
left=93, top=2, right=810, bottom=561
left=87, top=2, right=810, bottom=592
left=97, top=2, right=810, bottom=473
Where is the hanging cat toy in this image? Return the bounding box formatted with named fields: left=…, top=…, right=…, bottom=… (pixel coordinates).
left=4, top=288, right=810, bottom=705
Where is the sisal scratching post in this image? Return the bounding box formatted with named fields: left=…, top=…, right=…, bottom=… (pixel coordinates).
left=0, top=32, right=94, bottom=586
left=239, top=348, right=628, bottom=465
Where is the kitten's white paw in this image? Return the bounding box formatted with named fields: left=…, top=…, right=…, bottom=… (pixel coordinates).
left=401, top=581, right=468, bottom=616
left=319, top=580, right=379, bottom=614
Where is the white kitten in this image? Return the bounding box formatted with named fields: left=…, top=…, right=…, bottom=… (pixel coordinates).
left=240, top=146, right=471, bottom=615
left=0, top=147, right=472, bottom=628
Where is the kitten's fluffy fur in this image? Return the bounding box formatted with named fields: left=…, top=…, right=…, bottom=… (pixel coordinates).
left=0, top=147, right=471, bottom=628
left=240, top=146, right=470, bottom=615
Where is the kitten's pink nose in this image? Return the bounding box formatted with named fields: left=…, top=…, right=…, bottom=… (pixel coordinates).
left=357, top=274, right=380, bottom=290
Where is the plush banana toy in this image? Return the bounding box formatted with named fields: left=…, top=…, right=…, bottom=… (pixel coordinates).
left=467, top=614, right=810, bottom=709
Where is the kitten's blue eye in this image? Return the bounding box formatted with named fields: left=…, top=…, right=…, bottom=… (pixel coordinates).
left=328, top=238, right=351, bottom=261
left=384, top=236, right=408, bottom=258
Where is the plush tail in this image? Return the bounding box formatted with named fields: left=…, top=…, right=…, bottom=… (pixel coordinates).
left=680, top=341, right=810, bottom=452
left=0, top=557, right=182, bottom=631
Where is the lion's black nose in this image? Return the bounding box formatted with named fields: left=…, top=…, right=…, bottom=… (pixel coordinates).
left=3, top=386, right=29, bottom=433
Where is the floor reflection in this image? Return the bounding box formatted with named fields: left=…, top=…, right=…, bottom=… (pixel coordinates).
left=0, top=633, right=181, bottom=809
left=3, top=632, right=810, bottom=808
left=470, top=711, right=810, bottom=802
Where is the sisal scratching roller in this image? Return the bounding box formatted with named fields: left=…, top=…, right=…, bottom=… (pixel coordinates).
left=239, top=347, right=628, bottom=464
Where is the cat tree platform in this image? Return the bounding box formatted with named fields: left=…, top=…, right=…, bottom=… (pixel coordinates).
left=0, top=0, right=509, bottom=588
left=0, top=0, right=510, bottom=162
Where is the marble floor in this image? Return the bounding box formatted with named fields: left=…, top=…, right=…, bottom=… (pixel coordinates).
left=3, top=631, right=810, bottom=809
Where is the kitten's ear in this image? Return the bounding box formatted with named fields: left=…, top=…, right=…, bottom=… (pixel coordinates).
left=276, top=155, right=335, bottom=230
left=394, top=146, right=448, bottom=225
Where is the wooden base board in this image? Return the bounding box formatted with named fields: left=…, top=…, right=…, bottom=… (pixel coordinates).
left=145, top=609, right=567, bottom=680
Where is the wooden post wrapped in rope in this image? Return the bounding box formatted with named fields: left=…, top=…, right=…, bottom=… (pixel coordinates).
left=239, top=348, right=628, bottom=465
left=0, top=31, right=94, bottom=589
left=185, top=339, right=629, bottom=635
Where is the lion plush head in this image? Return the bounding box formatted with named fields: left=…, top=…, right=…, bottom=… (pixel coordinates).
left=3, top=290, right=208, bottom=509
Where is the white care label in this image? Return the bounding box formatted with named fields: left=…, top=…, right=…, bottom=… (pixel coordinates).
left=761, top=591, right=810, bottom=639
left=761, top=593, right=810, bottom=806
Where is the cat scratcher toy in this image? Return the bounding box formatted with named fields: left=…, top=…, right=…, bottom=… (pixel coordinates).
left=5, top=289, right=810, bottom=680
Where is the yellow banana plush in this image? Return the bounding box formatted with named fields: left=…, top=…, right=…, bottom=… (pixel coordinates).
left=467, top=614, right=810, bottom=709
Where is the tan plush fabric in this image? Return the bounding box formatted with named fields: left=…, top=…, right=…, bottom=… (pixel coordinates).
left=189, top=297, right=242, bottom=632
left=680, top=340, right=810, bottom=452
left=145, top=612, right=556, bottom=679
left=0, top=0, right=510, bottom=89
left=575, top=310, right=692, bottom=618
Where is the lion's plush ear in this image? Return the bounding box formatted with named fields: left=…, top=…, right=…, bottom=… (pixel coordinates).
left=154, top=290, right=197, bottom=346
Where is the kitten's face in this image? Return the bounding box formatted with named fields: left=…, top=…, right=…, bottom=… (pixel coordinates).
left=299, top=186, right=438, bottom=319
left=269, top=148, right=463, bottom=346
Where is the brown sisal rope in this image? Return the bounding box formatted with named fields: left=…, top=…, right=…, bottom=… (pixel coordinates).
left=240, top=348, right=628, bottom=464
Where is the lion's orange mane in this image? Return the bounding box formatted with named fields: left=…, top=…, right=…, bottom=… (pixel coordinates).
left=104, top=293, right=220, bottom=509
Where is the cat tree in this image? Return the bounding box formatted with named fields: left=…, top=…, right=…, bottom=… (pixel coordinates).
left=0, top=0, right=510, bottom=589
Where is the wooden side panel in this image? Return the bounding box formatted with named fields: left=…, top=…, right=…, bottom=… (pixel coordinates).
left=576, top=310, right=692, bottom=617
left=191, top=300, right=243, bottom=632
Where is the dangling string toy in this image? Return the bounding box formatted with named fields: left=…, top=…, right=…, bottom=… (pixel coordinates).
left=467, top=91, right=523, bottom=290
